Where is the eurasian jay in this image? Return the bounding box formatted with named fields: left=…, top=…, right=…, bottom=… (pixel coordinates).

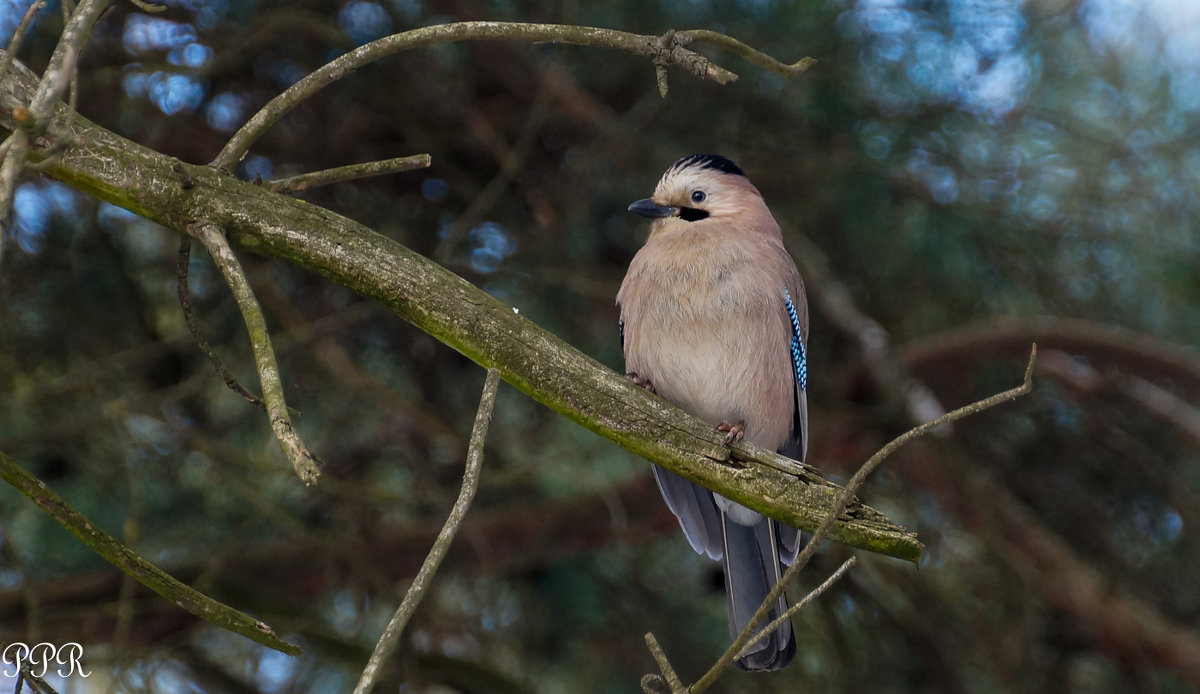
left=617, top=154, right=808, bottom=671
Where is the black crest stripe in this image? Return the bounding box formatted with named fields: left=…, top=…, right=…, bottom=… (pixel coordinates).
left=669, top=153, right=745, bottom=178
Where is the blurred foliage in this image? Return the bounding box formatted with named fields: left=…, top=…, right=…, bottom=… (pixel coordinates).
left=2, top=0, right=1199, bottom=692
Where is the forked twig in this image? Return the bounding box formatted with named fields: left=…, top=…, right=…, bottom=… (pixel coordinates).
left=188, top=222, right=321, bottom=485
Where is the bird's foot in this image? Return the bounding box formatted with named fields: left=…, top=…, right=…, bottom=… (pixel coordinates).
left=716, top=420, right=745, bottom=445
left=626, top=372, right=655, bottom=394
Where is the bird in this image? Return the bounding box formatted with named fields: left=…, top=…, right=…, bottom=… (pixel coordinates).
left=617, top=153, right=808, bottom=671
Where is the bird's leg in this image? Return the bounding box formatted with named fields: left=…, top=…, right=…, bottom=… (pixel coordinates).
left=716, top=420, right=745, bottom=445
left=626, top=372, right=656, bottom=394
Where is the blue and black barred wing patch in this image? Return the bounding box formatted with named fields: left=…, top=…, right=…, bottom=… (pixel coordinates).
left=782, top=285, right=809, bottom=463
left=783, top=288, right=807, bottom=392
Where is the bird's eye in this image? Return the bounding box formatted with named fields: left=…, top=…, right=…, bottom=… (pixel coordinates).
left=691, top=190, right=707, bottom=204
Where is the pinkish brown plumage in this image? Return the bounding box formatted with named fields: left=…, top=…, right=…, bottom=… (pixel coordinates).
left=618, top=154, right=809, bottom=671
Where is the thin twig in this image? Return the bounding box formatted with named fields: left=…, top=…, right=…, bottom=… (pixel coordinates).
left=642, top=632, right=686, bottom=694
left=189, top=222, right=321, bottom=485
left=352, top=369, right=501, bottom=694
left=676, top=29, right=816, bottom=77
left=0, top=0, right=49, bottom=80
left=687, top=345, right=1038, bottom=692
left=16, top=662, right=60, bottom=694
left=211, top=22, right=747, bottom=171
left=127, top=0, right=167, bottom=12
left=640, top=674, right=667, bottom=694
left=735, top=556, right=857, bottom=662
left=649, top=30, right=685, bottom=98
left=0, top=0, right=109, bottom=236
left=176, top=236, right=266, bottom=409
left=60, top=0, right=78, bottom=121
left=835, top=344, right=1037, bottom=534
left=0, top=447, right=302, bottom=655
left=26, top=135, right=74, bottom=171
left=28, top=0, right=112, bottom=120
left=262, top=153, right=431, bottom=194
left=0, top=132, right=28, bottom=238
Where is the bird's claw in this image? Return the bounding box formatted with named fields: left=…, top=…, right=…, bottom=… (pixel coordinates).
left=626, top=372, right=655, bottom=394
left=717, top=420, right=745, bottom=445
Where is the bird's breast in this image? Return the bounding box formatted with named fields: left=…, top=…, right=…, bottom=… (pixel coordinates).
left=618, top=235, right=793, bottom=449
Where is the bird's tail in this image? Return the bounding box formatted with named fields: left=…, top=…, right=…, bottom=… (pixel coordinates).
left=721, top=515, right=796, bottom=671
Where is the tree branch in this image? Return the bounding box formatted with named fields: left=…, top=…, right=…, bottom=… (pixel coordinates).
left=643, top=633, right=685, bottom=694
left=27, top=0, right=111, bottom=120
left=210, top=22, right=780, bottom=170
left=0, top=448, right=302, bottom=656
left=187, top=222, right=321, bottom=485
left=0, top=476, right=681, bottom=645
left=0, top=49, right=918, bottom=560
left=738, top=555, right=856, bottom=660
left=0, top=0, right=49, bottom=83
left=262, top=153, right=431, bottom=194
left=902, top=315, right=1200, bottom=392
left=14, top=661, right=61, bottom=694
left=0, top=0, right=108, bottom=247
left=676, top=29, right=817, bottom=76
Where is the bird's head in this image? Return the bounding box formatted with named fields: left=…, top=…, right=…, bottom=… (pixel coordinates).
left=628, top=154, right=766, bottom=232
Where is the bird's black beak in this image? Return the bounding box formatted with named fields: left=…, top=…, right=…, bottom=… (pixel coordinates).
left=628, top=198, right=678, bottom=218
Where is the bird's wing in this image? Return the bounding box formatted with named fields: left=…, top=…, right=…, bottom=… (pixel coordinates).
left=777, top=269, right=809, bottom=565
left=653, top=465, right=725, bottom=560
left=781, top=278, right=808, bottom=463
